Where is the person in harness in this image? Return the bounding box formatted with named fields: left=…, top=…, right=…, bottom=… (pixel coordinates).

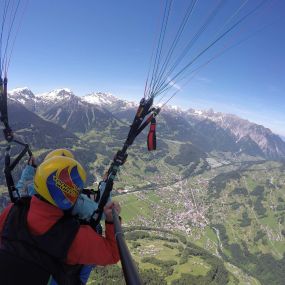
left=15, top=148, right=108, bottom=285
left=16, top=149, right=104, bottom=223
left=0, top=154, right=121, bottom=285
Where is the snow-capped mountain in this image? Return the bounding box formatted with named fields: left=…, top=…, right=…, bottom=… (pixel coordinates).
left=42, top=95, right=116, bottom=133
left=8, top=88, right=118, bottom=132
left=82, top=92, right=137, bottom=111
left=35, top=88, right=76, bottom=113
left=8, top=87, right=285, bottom=159
left=36, top=88, right=75, bottom=102
left=186, top=109, right=285, bottom=159
left=4, top=98, right=78, bottom=149
left=8, top=88, right=76, bottom=113
left=82, top=92, right=119, bottom=106
left=9, top=87, right=36, bottom=111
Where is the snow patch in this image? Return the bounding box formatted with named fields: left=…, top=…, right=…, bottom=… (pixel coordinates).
left=36, top=88, right=74, bottom=102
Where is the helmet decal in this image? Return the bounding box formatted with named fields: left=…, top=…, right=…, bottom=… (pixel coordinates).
left=57, top=166, right=78, bottom=191
left=70, top=165, right=84, bottom=189
left=46, top=165, right=83, bottom=209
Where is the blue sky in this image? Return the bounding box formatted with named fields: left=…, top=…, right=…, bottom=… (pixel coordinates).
left=2, top=0, right=285, bottom=136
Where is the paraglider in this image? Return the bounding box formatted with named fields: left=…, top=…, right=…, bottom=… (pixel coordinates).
left=0, top=1, right=277, bottom=284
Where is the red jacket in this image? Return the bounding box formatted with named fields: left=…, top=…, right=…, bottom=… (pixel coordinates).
left=0, top=196, right=120, bottom=265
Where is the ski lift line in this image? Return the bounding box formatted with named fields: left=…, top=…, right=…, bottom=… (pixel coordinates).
left=216, top=0, right=250, bottom=35
left=2, top=0, right=21, bottom=75
left=168, top=0, right=274, bottom=93
left=156, top=28, right=241, bottom=103
left=148, top=0, right=180, bottom=98
left=1, top=0, right=26, bottom=74
left=156, top=0, right=274, bottom=105
left=0, top=0, right=11, bottom=75
left=151, top=0, right=267, bottom=96
left=152, top=0, right=228, bottom=96
left=155, top=0, right=269, bottom=97
left=145, top=0, right=171, bottom=98
left=149, top=0, right=222, bottom=97
left=149, top=0, right=197, bottom=99
left=5, top=0, right=28, bottom=75
left=148, top=0, right=173, bottom=96
left=0, top=0, right=13, bottom=74
left=157, top=41, right=234, bottom=108
left=143, top=0, right=168, bottom=99
left=151, top=0, right=248, bottom=102
left=0, top=0, right=11, bottom=73
left=177, top=12, right=275, bottom=87
left=151, top=0, right=225, bottom=98
left=148, top=0, right=198, bottom=98
left=147, top=0, right=173, bottom=99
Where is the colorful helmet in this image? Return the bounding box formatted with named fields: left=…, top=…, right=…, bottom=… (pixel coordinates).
left=34, top=156, right=86, bottom=210
left=44, top=148, right=74, bottom=161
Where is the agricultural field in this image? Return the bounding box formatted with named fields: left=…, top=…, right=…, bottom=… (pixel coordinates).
left=111, top=159, right=285, bottom=285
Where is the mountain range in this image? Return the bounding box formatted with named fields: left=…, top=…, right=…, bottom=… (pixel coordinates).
left=7, top=87, right=285, bottom=161
left=4, top=88, right=285, bottom=285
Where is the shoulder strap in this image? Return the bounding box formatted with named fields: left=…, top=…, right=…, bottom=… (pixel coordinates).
left=1, top=197, right=82, bottom=285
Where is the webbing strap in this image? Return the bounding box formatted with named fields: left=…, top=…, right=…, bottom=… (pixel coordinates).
left=92, top=98, right=157, bottom=226
left=147, top=117, right=156, bottom=151
left=0, top=77, right=33, bottom=202
left=0, top=77, right=13, bottom=141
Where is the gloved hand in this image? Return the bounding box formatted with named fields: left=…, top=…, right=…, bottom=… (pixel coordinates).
left=27, top=156, right=37, bottom=168
left=104, top=201, right=121, bottom=223
left=16, top=165, right=36, bottom=197
left=72, top=194, right=99, bottom=221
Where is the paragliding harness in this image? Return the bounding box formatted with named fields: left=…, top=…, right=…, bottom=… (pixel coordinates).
left=91, top=96, right=160, bottom=228
left=88, top=96, right=160, bottom=285
left=0, top=196, right=82, bottom=285
left=0, top=79, right=95, bottom=285
left=0, top=80, right=159, bottom=284
left=0, top=77, right=34, bottom=203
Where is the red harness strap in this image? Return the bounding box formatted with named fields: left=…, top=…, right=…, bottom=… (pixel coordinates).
left=147, top=118, right=156, bottom=151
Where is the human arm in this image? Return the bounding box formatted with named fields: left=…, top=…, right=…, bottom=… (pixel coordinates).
left=72, top=194, right=99, bottom=221
left=67, top=201, right=121, bottom=265
left=16, top=158, right=36, bottom=197
left=72, top=187, right=112, bottom=221
left=0, top=204, right=13, bottom=243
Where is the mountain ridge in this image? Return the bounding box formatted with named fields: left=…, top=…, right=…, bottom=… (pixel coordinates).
left=7, top=87, right=285, bottom=160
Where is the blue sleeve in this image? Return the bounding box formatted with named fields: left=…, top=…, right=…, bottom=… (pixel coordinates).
left=79, top=265, right=95, bottom=284
left=72, top=192, right=111, bottom=221
left=72, top=194, right=99, bottom=221
left=16, top=165, right=36, bottom=197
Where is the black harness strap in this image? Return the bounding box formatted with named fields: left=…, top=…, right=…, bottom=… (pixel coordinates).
left=90, top=98, right=160, bottom=285
left=4, top=141, right=33, bottom=202
left=147, top=117, right=156, bottom=151
left=0, top=77, right=33, bottom=202
left=0, top=197, right=82, bottom=285
left=91, top=97, right=159, bottom=227
left=0, top=77, right=13, bottom=141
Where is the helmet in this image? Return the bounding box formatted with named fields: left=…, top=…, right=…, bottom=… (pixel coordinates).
left=44, top=148, right=74, bottom=161
left=34, top=156, right=86, bottom=210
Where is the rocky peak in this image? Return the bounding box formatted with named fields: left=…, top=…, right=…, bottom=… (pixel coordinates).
left=8, top=87, right=36, bottom=111
left=36, top=88, right=75, bottom=103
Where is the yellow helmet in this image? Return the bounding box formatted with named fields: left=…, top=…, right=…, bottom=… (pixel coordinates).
left=34, top=156, right=86, bottom=210
left=44, top=148, right=74, bottom=161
